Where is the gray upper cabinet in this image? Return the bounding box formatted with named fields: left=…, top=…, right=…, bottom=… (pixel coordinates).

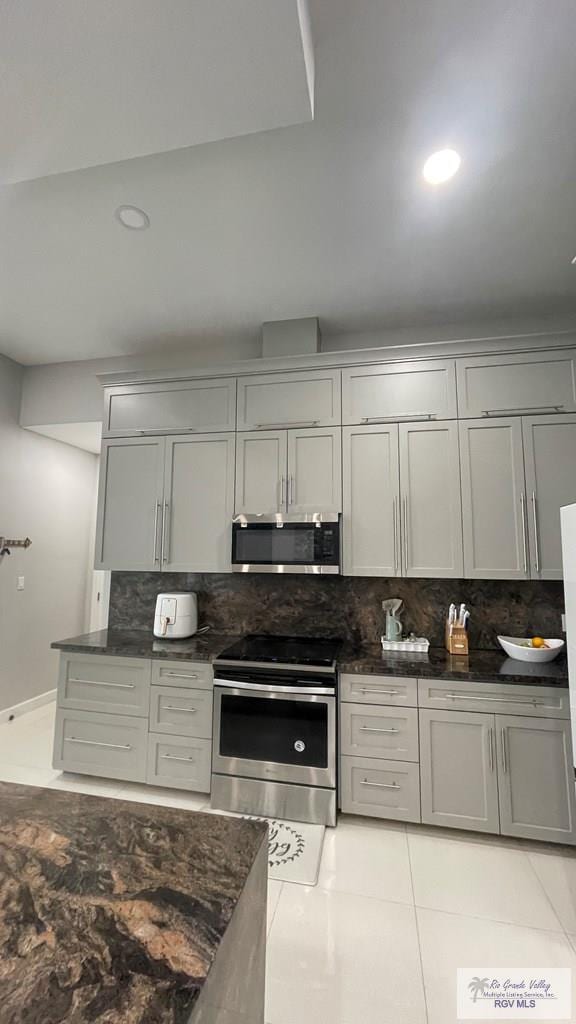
left=497, top=715, right=576, bottom=844
left=95, top=437, right=165, bottom=570
left=342, top=424, right=400, bottom=576
left=287, top=428, right=342, bottom=513
left=235, top=431, right=287, bottom=514
left=419, top=708, right=500, bottom=834
left=400, top=421, right=463, bottom=577
left=342, top=359, right=457, bottom=424
left=522, top=415, right=576, bottom=580
left=456, top=349, right=576, bottom=419
left=459, top=418, right=528, bottom=579
left=236, top=369, right=341, bottom=430
left=104, top=378, right=237, bottom=435
left=162, top=433, right=235, bottom=572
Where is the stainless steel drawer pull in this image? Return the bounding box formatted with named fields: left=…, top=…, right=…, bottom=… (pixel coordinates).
left=360, top=413, right=436, bottom=423
left=66, top=737, right=132, bottom=750
left=69, top=678, right=136, bottom=690
left=162, top=705, right=198, bottom=713
left=163, top=671, right=200, bottom=680
left=254, top=420, right=319, bottom=429
left=442, top=692, right=549, bottom=707
left=357, top=688, right=399, bottom=696
left=160, top=753, right=196, bottom=763
left=482, top=404, right=564, bottom=416
left=359, top=726, right=399, bottom=734
left=360, top=779, right=400, bottom=790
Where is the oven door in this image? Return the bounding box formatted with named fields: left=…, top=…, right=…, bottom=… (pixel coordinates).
left=212, top=685, right=336, bottom=788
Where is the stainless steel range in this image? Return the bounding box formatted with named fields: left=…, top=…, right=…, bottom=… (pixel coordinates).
left=211, top=634, right=340, bottom=826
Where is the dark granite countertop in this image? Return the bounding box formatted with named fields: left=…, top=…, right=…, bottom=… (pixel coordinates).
left=51, top=628, right=240, bottom=662
left=339, top=643, right=569, bottom=687
left=0, top=782, right=266, bottom=1024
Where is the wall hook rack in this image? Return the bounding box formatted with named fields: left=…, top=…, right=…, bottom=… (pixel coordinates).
left=0, top=536, right=32, bottom=557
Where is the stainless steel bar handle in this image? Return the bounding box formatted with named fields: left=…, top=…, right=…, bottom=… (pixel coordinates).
left=162, top=501, right=170, bottom=565
left=153, top=502, right=161, bottom=563
left=254, top=420, right=319, bottom=429
left=500, top=728, right=508, bottom=772
left=532, top=491, right=540, bottom=573
left=67, top=737, right=132, bottom=750
left=488, top=727, right=494, bottom=773
left=357, top=688, right=399, bottom=696
left=361, top=413, right=436, bottom=423
left=359, top=725, right=398, bottom=734
left=160, top=753, right=196, bottom=762
left=392, top=497, right=398, bottom=572
left=288, top=475, right=295, bottom=506
left=163, top=671, right=200, bottom=680
left=520, top=493, right=528, bottom=574
left=482, top=405, right=564, bottom=416
left=139, top=428, right=198, bottom=435
left=403, top=496, right=409, bottom=571
left=162, top=705, right=197, bottom=713
left=443, top=692, right=546, bottom=707
left=69, top=678, right=135, bottom=690
left=361, top=779, right=400, bottom=789
left=279, top=475, right=285, bottom=507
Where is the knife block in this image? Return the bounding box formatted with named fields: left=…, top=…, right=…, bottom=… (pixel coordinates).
left=445, top=621, right=469, bottom=656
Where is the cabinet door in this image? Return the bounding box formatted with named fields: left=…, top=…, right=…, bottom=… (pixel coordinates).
left=342, top=424, right=400, bottom=576
left=342, top=359, right=457, bottom=424
left=236, top=369, right=341, bottom=430
left=95, top=437, right=165, bottom=570
left=419, top=709, right=500, bottom=833
left=459, top=418, right=528, bottom=579
left=399, top=421, right=463, bottom=577
left=235, top=431, right=287, bottom=514
left=163, top=434, right=235, bottom=571
left=523, top=415, right=576, bottom=579
left=104, top=378, right=236, bottom=434
left=287, top=427, right=342, bottom=513
left=497, top=715, right=576, bottom=844
left=457, top=349, right=576, bottom=418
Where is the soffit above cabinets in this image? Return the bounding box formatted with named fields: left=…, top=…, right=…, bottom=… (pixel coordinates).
left=0, top=0, right=314, bottom=184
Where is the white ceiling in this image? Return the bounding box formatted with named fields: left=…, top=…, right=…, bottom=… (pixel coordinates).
left=0, top=0, right=313, bottom=183
left=1, top=0, right=576, bottom=366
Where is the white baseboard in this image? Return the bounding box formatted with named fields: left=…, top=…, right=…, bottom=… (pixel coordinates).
left=0, top=689, right=56, bottom=725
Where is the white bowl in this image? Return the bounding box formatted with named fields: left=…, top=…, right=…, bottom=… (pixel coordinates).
left=497, top=636, right=565, bottom=663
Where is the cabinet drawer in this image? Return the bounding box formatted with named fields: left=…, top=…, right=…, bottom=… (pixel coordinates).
left=147, top=733, right=211, bottom=793
left=151, top=660, right=213, bottom=689
left=340, top=704, right=419, bottom=761
left=417, top=678, right=569, bottom=719
left=58, top=654, right=151, bottom=717
left=339, top=674, right=417, bottom=707
left=340, top=756, right=420, bottom=822
left=457, top=349, right=576, bottom=419
left=104, top=378, right=237, bottom=434
left=236, top=369, right=341, bottom=430
left=342, top=359, right=457, bottom=424
left=149, top=686, right=213, bottom=738
left=53, top=709, right=147, bottom=782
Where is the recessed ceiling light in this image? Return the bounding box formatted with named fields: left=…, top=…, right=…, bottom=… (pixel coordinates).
left=115, top=205, right=150, bottom=230
left=422, top=149, right=461, bottom=185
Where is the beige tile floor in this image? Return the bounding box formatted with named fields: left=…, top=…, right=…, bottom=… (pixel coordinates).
left=1, top=701, right=576, bottom=1024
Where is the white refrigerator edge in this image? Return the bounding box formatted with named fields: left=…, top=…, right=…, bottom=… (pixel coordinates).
left=561, top=502, right=576, bottom=765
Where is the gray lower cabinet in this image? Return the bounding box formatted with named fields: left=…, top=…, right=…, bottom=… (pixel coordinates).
left=53, top=708, right=148, bottom=782
left=497, top=715, right=576, bottom=843
left=147, top=734, right=211, bottom=792
left=419, top=708, right=500, bottom=834
left=151, top=660, right=214, bottom=689
left=149, top=685, right=213, bottom=739
left=340, top=703, right=418, bottom=762
left=340, top=756, right=420, bottom=821
left=58, top=653, right=151, bottom=717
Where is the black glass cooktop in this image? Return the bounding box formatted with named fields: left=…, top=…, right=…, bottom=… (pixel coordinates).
left=216, top=633, right=341, bottom=668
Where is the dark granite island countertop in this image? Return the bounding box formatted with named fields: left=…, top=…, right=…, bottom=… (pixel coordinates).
left=51, top=629, right=240, bottom=663
left=339, top=643, right=569, bottom=687
left=0, top=782, right=267, bottom=1024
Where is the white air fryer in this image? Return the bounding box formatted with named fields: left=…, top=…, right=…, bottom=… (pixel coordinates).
left=154, top=592, right=198, bottom=639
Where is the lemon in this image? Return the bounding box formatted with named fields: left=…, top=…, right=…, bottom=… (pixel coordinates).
left=531, top=637, right=545, bottom=648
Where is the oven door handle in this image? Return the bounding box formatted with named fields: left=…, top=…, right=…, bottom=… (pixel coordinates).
left=214, top=679, right=335, bottom=696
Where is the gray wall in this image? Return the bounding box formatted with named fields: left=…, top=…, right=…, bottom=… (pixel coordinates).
left=109, top=572, right=564, bottom=650
left=0, top=353, right=98, bottom=711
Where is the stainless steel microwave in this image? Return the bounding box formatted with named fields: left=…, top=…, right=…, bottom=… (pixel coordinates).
left=231, top=513, right=341, bottom=574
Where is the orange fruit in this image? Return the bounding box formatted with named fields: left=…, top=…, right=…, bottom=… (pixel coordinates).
left=531, top=637, right=545, bottom=648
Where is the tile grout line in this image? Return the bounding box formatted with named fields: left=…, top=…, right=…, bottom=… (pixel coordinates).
left=406, top=829, right=430, bottom=1024
left=523, top=848, right=574, bottom=942
left=267, top=882, right=284, bottom=937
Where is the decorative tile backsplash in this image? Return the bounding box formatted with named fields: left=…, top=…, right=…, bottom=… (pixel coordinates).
left=109, top=572, right=565, bottom=649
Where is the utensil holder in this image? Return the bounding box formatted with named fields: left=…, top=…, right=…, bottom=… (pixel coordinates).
left=445, top=621, right=469, bottom=656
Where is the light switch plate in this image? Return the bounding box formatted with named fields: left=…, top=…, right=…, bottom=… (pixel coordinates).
left=16, top=576, right=25, bottom=591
